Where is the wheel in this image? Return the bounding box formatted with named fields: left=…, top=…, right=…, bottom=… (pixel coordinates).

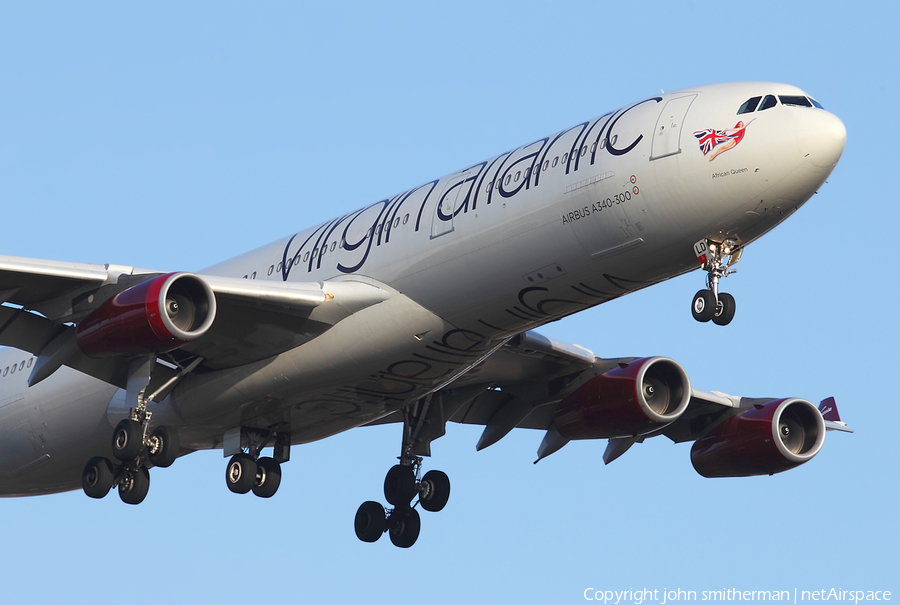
left=712, top=292, right=736, bottom=326
left=388, top=508, right=421, bottom=548
left=354, top=501, right=386, bottom=543
left=384, top=464, right=417, bottom=506
left=252, top=457, right=282, bottom=498
left=418, top=470, right=450, bottom=512
left=225, top=454, right=257, bottom=494
left=82, top=456, right=115, bottom=499
left=691, top=290, right=716, bottom=322
left=148, top=425, right=180, bottom=468
left=118, top=466, right=150, bottom=505
left=111, top=419, right=143, bottom=461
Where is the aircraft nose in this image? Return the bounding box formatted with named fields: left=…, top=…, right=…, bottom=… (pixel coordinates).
left=795, top=110, right=846, bottom=169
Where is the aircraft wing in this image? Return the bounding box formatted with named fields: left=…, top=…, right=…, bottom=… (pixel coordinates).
left=367, top=329, right=851, bottom=467
left=0, top=254, right=389, bottom=388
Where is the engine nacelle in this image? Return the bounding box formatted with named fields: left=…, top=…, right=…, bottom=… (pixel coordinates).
left=76, top=272, right=216, bottom=357
left=554, top=357, right=691, bottom=440
left=691, top=398, right=825, bottom=477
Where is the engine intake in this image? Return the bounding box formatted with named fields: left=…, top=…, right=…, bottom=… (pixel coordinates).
left=691, top=398, right=825, bottom=477
left=554, top=357, right=691, bottom=440
left=77, top=273, right=216, bottom=357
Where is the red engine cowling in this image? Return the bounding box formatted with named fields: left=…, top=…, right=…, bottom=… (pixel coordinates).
left=691, top=398, right=825, bottom=477
left=554, top=357, right=691, bottom=440
left=76, top=272, right=217, bottom=357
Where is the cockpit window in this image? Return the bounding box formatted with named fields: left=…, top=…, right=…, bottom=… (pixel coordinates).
left=779, top=95, right=813, bottom=108
left=737, top=96, right=761, bottom=114
left=758, top=95, right=778, bottom=111
left=809, top=97, right=824, bottom=109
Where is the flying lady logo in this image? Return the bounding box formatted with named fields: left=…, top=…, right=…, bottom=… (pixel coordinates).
left=694, top=119, right=754, bottom=161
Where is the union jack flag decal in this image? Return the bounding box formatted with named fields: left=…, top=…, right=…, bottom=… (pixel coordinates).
left=693, top=119, right=754, bottom=161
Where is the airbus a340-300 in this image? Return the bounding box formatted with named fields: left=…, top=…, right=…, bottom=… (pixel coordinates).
left=0, top=82, right=850, bottom=547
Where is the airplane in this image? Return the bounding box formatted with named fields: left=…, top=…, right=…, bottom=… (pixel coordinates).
left=0, top=81, right=851, bottom=548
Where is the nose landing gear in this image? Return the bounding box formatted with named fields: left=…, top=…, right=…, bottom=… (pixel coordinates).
left=691, top=238, right=740, bottom=326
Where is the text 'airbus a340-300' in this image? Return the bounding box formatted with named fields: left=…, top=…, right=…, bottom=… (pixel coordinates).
left=0, top=82, right=851, bottom=548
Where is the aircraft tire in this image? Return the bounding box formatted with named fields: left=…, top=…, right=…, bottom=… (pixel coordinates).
left=112, top=419, right=143, bottom=461
left=389, top=508, right=420, bottom=548
left=82, top=456, right=115, bottom=499
left=354, top=501, right=386, bottom=543
left=225, top=454, right=257, bottom=494
left=712, top=292, right=736, bottom=326
left=251, top=457, right=282, bottom=498
left=148, top=426, right=180, bottom=468
left=384, top=464, right=417, bottom=506
left=418, top=470, right=450, bottom=512
left=119, top=467, right=150, bottom=505
left=691, top=290, right=716, bottom=323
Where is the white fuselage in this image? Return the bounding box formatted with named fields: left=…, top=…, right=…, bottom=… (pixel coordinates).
left=0, top=82, right=846, bottom=495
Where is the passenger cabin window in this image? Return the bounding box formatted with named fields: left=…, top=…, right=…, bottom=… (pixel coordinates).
left=758, top=95, right=778, bottom=111
left=737, top=96, right=761, bottom=114
left=779, top=95, right=813, bottom=107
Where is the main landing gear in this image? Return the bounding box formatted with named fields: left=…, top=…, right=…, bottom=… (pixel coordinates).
left=82, top=355, right=202, bottom=504
left=355, top=401, right=451, bottom=548
left=81, top=406, right=181, bottom=505
left=354, top=459, right=450, bottom=548
left=691, top=238, right=741, bottom=326
left=224, top=427, right=288, bottom=499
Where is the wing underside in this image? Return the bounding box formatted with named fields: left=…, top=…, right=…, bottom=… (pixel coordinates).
left=366, top=330, right=850, bottom=466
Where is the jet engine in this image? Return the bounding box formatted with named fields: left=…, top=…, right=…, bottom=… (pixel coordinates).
left=77, top=272, right=217, bottom=356
left=690, top=398, right=825, bottom=477
left=554, top=357, right=691, bottom=440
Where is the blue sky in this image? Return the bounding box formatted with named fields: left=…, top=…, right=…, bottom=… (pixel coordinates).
left=1, top=2, right=897, bottom=603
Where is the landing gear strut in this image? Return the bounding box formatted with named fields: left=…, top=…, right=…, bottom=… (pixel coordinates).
left=354, top=402, right=451, bottom=548
left=692, top=238, right=740, bottom=326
